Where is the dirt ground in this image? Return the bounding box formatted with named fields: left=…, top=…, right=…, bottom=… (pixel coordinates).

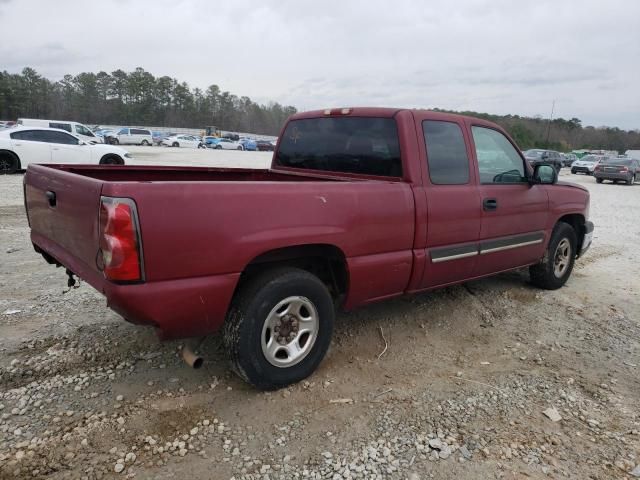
left=0, top=152, right=639, bottom=480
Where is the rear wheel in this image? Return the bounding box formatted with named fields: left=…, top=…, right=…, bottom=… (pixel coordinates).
left=141, top=140, right=150, bottom=146
left=237, top=146, right=243, bottom=150
left=596, top=177, right=603, bottom=184
left=172, top=142, right=179, bottom=148
left=99, top=154, right=124, bottom=165
left=223, top=267, right=334, bottom=390
left=215, top=145, right=222, bottom=150
left=0, top=152, right=19, bottom=174
left=113, top=138, right=120, bottom=145
left=627, top=174, right=635, bottom=185
left=530, top=222, right=577, bottom=290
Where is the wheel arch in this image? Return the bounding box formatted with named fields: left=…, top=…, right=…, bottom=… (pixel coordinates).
left=99, top=153, right=124, bottom=165
left=235, top=243, right=349, bottom=305
left=556, top=213, right=586, bottom=255
left=0, top=149, right=21, bottom=169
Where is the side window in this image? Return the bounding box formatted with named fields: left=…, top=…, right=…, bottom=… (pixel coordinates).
left=49, top=122, right=72, bottom=133
left=43, top=131, right=80, bottom=145
left=75, top=125, right=93, bottom=136
left=11, top=130, right=47, bottom=142
left=118, top=128, right=128, bottom=135
left=422, top=120, right=469, bottom=185
left=472, top=126, right=526, bottom=184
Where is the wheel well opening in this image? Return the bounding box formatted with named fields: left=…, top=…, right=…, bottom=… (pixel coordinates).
left=558, top=214, right=585, bottom=253
left=0, top=150, right=20, bottom=165
left=99, top=154, right=124, bottom=165
left=238, top=244, right=349, bottom=303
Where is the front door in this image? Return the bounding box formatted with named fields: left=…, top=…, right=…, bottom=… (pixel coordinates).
left=470, top=125, right=549, bottom=276
left=48, top=131, right=91, bottom=164
left=418, top=119, right=482, bottom=288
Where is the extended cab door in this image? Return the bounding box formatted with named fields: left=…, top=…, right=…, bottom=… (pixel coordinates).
left=416, top=116, right=482, bottom=288
left=469, top=125, right=549, bottom=276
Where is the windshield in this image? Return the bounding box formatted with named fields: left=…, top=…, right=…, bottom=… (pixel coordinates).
left=275, top=117, right=402, bottom=177
left=580, top=155, right=598, bottom=163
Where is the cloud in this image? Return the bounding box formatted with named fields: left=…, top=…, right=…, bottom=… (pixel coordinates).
left=1, top=0, right=639, bottom=128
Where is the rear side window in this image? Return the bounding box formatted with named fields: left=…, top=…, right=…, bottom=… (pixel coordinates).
left=131, top=128, right=149, bottom=135
left=49, top=122, right=72, bottom=133
left=42, top=131, right=79, bottom=145
left=275, top=117, right=402, bottom=177
left=423, top=120, right=469, bottom=184
left=10, top=130, right=48, bottom=142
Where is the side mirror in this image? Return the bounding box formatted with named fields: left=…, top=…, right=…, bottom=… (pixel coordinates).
left=532, top=164, right=557, bottom=184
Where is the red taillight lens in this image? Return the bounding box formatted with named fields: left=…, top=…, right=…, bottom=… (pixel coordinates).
left=619, top=166, right=628, bottom=172
left=99, top=197, right=143, bottom=282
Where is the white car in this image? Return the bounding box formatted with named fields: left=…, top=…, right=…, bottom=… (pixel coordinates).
left=161, top=135, right=204, bottom=148
left=0, top=126, right=131, bottom=174
left=212, top=138, right=244, bottom=150
left=570, top=155, right=607, bottom=175
left=110, top=128, right=153, bottom=146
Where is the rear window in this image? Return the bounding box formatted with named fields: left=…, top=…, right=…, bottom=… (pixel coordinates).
left=274, top=117, right=402, bottom=177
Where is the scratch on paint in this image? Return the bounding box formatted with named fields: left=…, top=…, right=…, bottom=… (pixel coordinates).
left=199, top=295, right=205, bottom=305
left=316, top=195, right=327, bottom=204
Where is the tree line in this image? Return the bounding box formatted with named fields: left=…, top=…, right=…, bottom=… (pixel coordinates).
left=0, top=67, right=297, bottom=135
left=434, top=109, right=640, bottom=153
left=1, top=67, right=638, bottom=151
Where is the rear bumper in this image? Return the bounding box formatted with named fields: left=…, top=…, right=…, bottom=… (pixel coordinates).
left=594, top=172, right=631, bottom=181
left=572, top=166, right=593, bottom=174
left=31, top=232, right=239, bottom=340
left=578, top=221, right=594, bottom=257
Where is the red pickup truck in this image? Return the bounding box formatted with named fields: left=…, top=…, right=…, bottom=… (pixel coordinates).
left=24, top=108, right=593, bottom=390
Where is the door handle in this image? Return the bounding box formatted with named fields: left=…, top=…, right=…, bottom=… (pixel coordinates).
left=483, top=198, right=497, bottom=211
left=45, top=190, right=56, bottom=207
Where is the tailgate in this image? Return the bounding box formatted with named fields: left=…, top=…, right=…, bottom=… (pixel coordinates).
left=25, top=164, right=105, bottom=285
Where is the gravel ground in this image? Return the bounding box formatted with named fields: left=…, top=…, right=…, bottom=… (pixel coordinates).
left=0, top=154, right=639, bottom=479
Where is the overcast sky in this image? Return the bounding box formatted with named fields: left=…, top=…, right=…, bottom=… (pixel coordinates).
left=2, top=0, right=639, bottom=129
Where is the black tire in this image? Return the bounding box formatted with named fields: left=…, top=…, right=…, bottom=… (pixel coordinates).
left=141, top=140, right=150, bottom=146
left=113, top=138, right=120, bottom=145
left=571, top=168, right=576, bottom=174
left=172, top=142, right=179, bottom=147
left=223, top=267, right=334, bottom=390
left=215, top=145, right=222, bottom=150
left=596, top=177, right=603, bottom=184
left=0, top=152, right=19, bottom=174
left=627, top=174, right=634, bottom=185
left=99, top=155, right=124, bottom=165
left=237, top=146, right=243, bottom=150
left=530, top=222, right=577, bottom=290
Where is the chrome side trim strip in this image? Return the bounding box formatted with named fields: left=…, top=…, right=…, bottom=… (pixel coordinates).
left=431, top=250, right=478, bottom=263
left=480, top=238, right=543, bottom=255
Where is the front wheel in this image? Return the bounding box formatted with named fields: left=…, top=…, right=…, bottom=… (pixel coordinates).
left=237, top=146, right=243, bottom=150
left=0, top=153, right=19, bottom=174
left=99, top=154, right=124, bottom=165
left=215, top=145, right=222, bottom=150
left=627, top=175, right=635, bottom=185
left=223, top=267, right=334, bottom=390
left=530, top=222, right=577, bottom=290
left=172, top=142, right=179, bottom=148
left=141, top=140, right=150, bottom=146
left=596, top=177, right=603, bottom=184
left=571, top=168, right=576, bottom=174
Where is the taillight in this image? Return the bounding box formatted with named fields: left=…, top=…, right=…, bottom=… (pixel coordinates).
left=99, top=197, right=143, bottom=282
left=619, top=166, right=628, bottom=172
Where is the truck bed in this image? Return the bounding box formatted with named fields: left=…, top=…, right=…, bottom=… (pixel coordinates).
left=25, top=163, right=416, bottom=338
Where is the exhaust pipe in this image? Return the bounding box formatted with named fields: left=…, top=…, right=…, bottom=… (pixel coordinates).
left=181, top=344, right=204, bottom=369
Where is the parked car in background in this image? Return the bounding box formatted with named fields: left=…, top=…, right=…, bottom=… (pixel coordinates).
left=561, top=153, right=577, bottom=167
left=625, top=150, right=640, bottom=160
left=594, top=157, right=640, bottom=185
left=523, top=149, right=563, bottom=172
left=0, top=126, right=131, bottom=173
left=209, top=138, right=243, bottom=150
left=222, top=132, right=240, bottom=141
left=204, top=136, right=219, bottom=146
left=256, top=140, right=275, bottom=151
left=152, top=131, right=171, bottom=146
left=161, top=134, right=204, bottom=148
left=239, top=137, right=257, bottom=151
left=108, top=128, right=153, bottom=146
left=571, top=154, right=607, bottom=175
left=17, top=118, right=103, bottom=144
